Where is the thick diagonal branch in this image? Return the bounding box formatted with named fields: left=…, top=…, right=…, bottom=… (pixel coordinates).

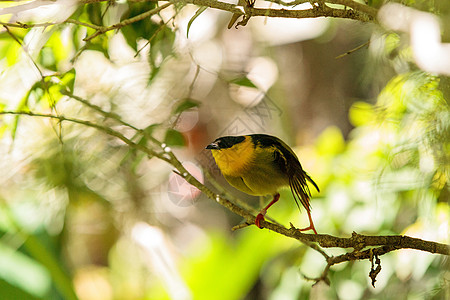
left=1, top=110, right=448, bottom=261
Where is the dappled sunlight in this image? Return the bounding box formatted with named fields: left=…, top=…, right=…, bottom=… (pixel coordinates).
left=132, top=223, right=192, bottom=300
left=74, top=266, right=113, bottom=300
left=0, top=0, right=448, bottom=299
left=0, top=0, right=78, bottom=24
left=379, top=3, right=450, bottom=76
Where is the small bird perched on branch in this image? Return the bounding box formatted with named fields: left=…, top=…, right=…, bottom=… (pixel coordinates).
left=206, top=134, right=319, bottom=234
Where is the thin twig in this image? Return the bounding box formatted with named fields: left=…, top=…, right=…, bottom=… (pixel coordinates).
left=61, top=91, right=165, bottom=149
left=232, top=222, right=251, bottom=231
left=0, top=19, right=103, bottom=31
left=187, top=64, right=201, bottom=98
left=134, top=15, right=176, bottom=58
left=335, top=40, right=370, bottom=59
left=3, top=25, right=44, bottom=78
left=61, top=91, right=138, bottom=130
left=0, top=111, right=165, bottom=160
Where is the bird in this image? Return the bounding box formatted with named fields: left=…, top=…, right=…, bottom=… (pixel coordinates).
left=206, top=134, right=319, bottom=234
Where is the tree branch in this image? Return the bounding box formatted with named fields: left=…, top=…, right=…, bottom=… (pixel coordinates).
left=328, top=0, right=378, bottom=18
left=0, top=0, right=377, bottom=43
left=183, top=0, right=376, bottom=22
left=1, top=108, right=448, bottom=287
left=4, top=110, right=446, bottom=252
left=0, top=111, right=165, bottom=161
left=1, top=110, right=448, bottom=257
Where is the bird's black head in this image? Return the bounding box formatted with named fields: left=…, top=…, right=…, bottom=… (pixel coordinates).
left=206, top=136, right=246, bottom=150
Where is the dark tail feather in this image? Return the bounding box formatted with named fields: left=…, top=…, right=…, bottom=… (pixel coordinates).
left=289, top=175, right=312, bottom=212
left=305, top=172, right=320, bottom=193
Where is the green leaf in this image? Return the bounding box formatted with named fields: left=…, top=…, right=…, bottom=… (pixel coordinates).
left=38, top=47, right=56, bottom=71
left=0, top=124, right=6, bottom=139
left=143, top=123, right=161, bottom=135
left=149, top=66, right=161, bottom=81
left=121, top=136, right=148, bottom=169
left=48, top=32, right=68, bottom=64
left=120, top=1, right=158, bottom=50
left=38, top=30, right=68, bottom=71
left=0, top=203, right=78, bottom=300
left=0, top=278, right=41, bottom=300
left=47, top=84, right=63, bottom=105
left=23, top=234, right=78, bottom=300
left=84, top=37, right=110, bottom=59
left=0, top=102, right=5, bottom=138
left=10, top=81, right=41, bottom=140
left=87, top=3, right=103, bottom=26
left=150, top=26, right=175, bottom=63
left=6, top=41, right=21, bottom=66
left=187, top=6, right=207, bottom=38
left=0, top=242, right=51, bottom=298
left=61, top=68, right=76, bottom=93
left=230, top=76, right=257, bottom=88
left=11, top=116, right=20, bottom=141
left=164, top=129, right=185, bottom=147
left=173, top=98, right=200, bottom=114
left=148, top=25, right=176, bottom=79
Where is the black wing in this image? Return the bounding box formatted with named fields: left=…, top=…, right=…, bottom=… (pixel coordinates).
left=273, top=144, right=319, bottom=212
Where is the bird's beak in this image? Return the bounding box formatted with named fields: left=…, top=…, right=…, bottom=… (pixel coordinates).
left=206, top=142, right=219, bottom=150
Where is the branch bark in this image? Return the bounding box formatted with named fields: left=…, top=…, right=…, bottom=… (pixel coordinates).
left=184, top=0, right=376, bottom=23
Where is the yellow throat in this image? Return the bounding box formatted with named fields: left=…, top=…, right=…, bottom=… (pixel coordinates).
left=211, top=136, right=255, bottom=177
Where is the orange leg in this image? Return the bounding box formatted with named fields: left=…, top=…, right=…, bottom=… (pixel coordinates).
left=255, top=193, right=280, bottom=228
left=298, top=209, right=318, bottom=234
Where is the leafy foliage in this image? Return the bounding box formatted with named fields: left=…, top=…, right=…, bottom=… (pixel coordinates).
left=0, top=0, right=448, bottom=299
left=120, top=1, right=158, bottom=51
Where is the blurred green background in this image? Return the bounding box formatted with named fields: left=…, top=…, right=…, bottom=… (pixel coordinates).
left=0, top=0, right=449, bottom=299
